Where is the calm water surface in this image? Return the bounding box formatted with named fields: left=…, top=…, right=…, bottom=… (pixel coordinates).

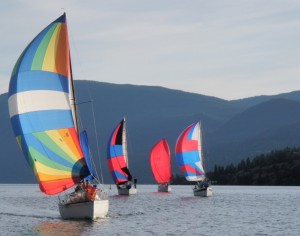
left=0, top=184, right=299, bottom=235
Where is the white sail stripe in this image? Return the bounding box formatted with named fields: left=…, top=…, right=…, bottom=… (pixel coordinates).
left=195, top=161, right=205, bottom=174
left=191, top=122, right=200, bottom=140
left=8, top=90, right=71, bottom=117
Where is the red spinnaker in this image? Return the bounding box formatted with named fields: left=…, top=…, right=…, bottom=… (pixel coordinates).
left=149, top=139, right=171, bottom=184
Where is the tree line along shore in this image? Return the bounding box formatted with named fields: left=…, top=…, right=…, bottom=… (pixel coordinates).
left=171, top=146, right=300, bottom=186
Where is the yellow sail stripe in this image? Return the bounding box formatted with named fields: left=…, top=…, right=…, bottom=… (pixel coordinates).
left=37, top=172, right=73, bottom=182
left=34, top=161, right=72, bottom=181
left=42, top=24, right=60, bottom=72
left=16, top=136, right=22, bottom=151
left=46, top=129, right=82, bottom=162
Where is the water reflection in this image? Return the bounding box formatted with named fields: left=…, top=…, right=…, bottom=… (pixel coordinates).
left=34, top=220, right=91, bottom=236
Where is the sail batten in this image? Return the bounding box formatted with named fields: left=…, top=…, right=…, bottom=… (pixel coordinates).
left=8, top=13, right=90, bottom=195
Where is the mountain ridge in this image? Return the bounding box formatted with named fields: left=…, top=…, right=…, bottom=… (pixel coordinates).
left=1, top=81, right=300, bottom=183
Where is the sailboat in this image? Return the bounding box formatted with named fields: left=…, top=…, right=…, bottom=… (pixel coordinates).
left=8, top=13, right=109, bottom=219
left=149, top=139, right=172, bottom=192
left=107, top=117, right=137, bottom=195
left=175, top=122, right=212, bottom=197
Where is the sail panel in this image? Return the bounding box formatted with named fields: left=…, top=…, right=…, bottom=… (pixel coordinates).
left=39, top=178, right=80, bottom=195
left=8, top=90, right=70, bottom=117
left=17, top=129, right=90, bottom=194
left=149, top=139, right=171, bottom=184
left=26, top=134, right=81, bottom=171
left=9, top=71, right=68, bottom=95
left=79, top=131, right=94, bottom=178
left=175, top=122, right=205, bottom=182
left=110, top=171, right=128, bottom=183
left=107, top=145, right=123, bottom=158
left=12, top=14, right=69, bottom=78
left=33, top=161, right=73, bottom=177
left=51, top=129, right=83, bottom=163
left=8, top=13, right=90, bottom=195
left=10, top=110, right=74, bottom=136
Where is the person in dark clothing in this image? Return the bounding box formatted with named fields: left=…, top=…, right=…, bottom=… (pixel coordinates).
left=133, top=178, right=137, bottom=188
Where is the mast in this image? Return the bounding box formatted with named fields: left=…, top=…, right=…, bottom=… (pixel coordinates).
left=62, top=13, right=78, bottom=133
left=198, top=121, right=206, bottom=179
left=69, top=55, right=79, bottom=133
left=65, top=14, right=78, bottom=134
left=198, top=121, right=203, bottom=168
left=61, top=13, right=78, bottom=132
left=122, top=117, right=128, bottom=166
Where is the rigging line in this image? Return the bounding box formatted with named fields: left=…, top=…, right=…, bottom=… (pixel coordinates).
left=68, top=21, right=98, bottom=181
left=88, top=141, right=100, bottom=182
left=90, top=96, right=105, bottom=184
left=82, top=100, right=101, bottom=183
left=71, top=85, right=100, bottom=182
left=74, top=100, right=101, bottom=182
left=68, top=24, right=105, bottom=184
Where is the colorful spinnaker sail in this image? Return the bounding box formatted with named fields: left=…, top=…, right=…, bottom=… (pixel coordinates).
left=8, top=13, right=90, bottom=195
left=149, top=139, right=171, bottom=184
left=107, top=118, right=133, bottom=185
left=175, top=122, right=205, bottom=182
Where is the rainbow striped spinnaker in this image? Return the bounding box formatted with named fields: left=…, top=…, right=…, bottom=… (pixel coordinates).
left=8, top=13, right=90, bottom=195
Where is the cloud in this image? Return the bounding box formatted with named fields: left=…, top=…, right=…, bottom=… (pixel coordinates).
left=1, top=0, right=300, bottom=99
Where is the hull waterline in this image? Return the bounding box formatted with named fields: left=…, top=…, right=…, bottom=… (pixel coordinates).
left=193, top=187, right=213, bottom=197
left=59, top=199, right=109, bottom=220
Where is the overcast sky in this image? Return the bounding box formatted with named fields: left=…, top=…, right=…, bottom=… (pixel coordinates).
left=1, top=0, right=299, bottom=100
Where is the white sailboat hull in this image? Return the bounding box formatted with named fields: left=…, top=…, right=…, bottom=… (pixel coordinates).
left=59, top=199, right=109, bottom=220
left=193, top=187, right=213, bottom=197
left=158, top=184, right=171, bottom=192
left=118, top=186, right=137, bottom=195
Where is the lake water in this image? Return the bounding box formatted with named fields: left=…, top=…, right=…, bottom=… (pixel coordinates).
left=0, top=184, right=299, bottom=235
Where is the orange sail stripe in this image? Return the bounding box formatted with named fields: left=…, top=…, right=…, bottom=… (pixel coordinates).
left=55, top=23, right=70, bottom=77
left=57, top=128, right=83, bottom=161
left=39, top=177, right=81, bottom=195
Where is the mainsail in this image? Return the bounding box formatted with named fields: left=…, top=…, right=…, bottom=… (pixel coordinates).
left=107, top=118, right=132, bottom=185
left=175, top=122, right=205, bottom=182
left=149, top=139, right=171, bottom=184
left=8, top=13, right=90, bottom=195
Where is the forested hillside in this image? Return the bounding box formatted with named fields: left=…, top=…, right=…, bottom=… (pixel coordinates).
left=207, top=147, right=300, bottom=185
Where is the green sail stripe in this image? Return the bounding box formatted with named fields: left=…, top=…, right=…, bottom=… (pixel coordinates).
left=31, top=23, right=58, bottom=70
left=28, top=146, right=74, bottom=173
left=33, top=131, right=83, bottom=169
left=11, top=52, right=23, bottom=76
